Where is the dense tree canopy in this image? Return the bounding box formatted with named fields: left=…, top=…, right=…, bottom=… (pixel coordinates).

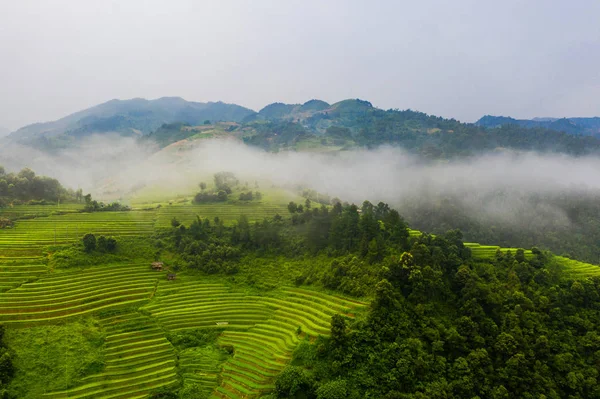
left=0, top=166, right=75, bottom=207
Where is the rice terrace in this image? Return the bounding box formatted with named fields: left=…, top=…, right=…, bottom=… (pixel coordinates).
left=0, top=181, right=374, bottom=399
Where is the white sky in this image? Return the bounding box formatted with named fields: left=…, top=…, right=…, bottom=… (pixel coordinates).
left=1, top=0, right=599, bottom=130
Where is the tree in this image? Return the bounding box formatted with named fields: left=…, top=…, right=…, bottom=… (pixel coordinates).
left=82, top=233, right=96, bottom=252
left=105, top=237, right=117, bottom=252
left=330, top=314, right=347, bottom=347
left=515, top=248, right=526, bottom=263
left=287, top=201, right=298, bottom=214
left=305, top=198, right=312, bottom=210
left=96, top=235, right=107, bottom=252
left=217, top=190, right=228, bottom=201
left=199, top=182, right=207, bottom=191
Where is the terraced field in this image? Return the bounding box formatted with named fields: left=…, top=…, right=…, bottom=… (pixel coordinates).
left=554, top=256, right=600, bottom=277
left=142, top=281, right=366, bottom=398
left=179, top=346, right=228, bottom=397
left=0, top=203, right=84, bottom=219
left=0, top=211, right=157, bottom=256
left=44, top=312, right=178, bottom=399
left=0, top=264, right=157, bottom=327
left=465, top=242, right=533, bottom=260
left=155, top=202, right=289, bottom=227
left=0, top=256, right=48, bottom=292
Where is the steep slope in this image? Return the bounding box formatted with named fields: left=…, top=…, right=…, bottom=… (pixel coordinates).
left=8, top=97, right=256, bottom=149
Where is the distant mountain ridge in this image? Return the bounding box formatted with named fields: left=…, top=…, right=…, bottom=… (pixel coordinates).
left=7, top=96, right=600, bottom=159
left=476, top=115, right=600, bottom=137
left=8, top=97, right=255, bottom=148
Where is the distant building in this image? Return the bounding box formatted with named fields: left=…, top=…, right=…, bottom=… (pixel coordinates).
left=167, top=273, right=176, bottom=281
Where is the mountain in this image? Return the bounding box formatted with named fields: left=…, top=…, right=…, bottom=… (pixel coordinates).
left=476, top=115, right=600, bottom=137
left=0, top=126, right=10, bottom=138
left=9, top=96, right=600, bottom=159
left=8, top=97, right=256, bottom=149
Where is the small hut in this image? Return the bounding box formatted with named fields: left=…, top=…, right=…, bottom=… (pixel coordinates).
left=151, top=262, right=164, bottom=271
left=167, top=273, right=176, bottom=281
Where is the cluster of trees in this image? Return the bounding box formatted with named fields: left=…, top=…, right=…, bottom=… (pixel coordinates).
left=0, top=325, right=14, bottom=398
left=193, top=172, right=240, bottom=204
left=83, top=194, right=130, bottom=212
left=0, top=166, right=75, bottom=207
left=82, top=233, right=117, bottom=253
left=167, top=200, right=410, bottom=280
left=272, top=230, right=600, bottom=398
left=193, top=190, right=228, bottom=203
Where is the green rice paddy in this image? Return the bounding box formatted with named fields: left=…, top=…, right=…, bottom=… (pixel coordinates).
left=0, top=200, right=365, bottom=398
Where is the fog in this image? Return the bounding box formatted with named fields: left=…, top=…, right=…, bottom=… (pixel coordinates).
left=1, top=137, right=598, bottom=235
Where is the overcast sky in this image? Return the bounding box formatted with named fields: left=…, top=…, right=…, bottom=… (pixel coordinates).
left=1, top=0, right=599, bottom=130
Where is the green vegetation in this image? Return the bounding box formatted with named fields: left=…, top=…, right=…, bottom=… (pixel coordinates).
left=5, top=319, right=104, bottom=399
left=0, top=325, right=14, bottom=398
left=1, top=168, right=600, bottom=399
left=402, top=189, right=600, bottom=264
left=0, top=166, right=79, bottom=208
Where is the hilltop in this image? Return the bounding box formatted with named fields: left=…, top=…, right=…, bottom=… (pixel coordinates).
left=7, top=97, right=255, bottom=149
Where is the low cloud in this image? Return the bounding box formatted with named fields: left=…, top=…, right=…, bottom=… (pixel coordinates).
left=2, top=136, right=600, bottom=245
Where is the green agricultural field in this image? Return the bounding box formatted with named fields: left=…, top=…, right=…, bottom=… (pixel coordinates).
left=141, top=279, right=366, bottom=399
left=554, top=256, right=600, bottom=277
left=0, top=261, right=365, bottom=398
left=0, top=203, right=85, bottom=219
left=464, top=242, right=533, bottom=260
left=155, top=202, right=289, bottom=227
left=0, top=197, right=365, bottom=398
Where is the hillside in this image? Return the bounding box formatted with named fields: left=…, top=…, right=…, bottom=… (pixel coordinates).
left=241, top=100, right=600, bottom=157
left=8, top=96, right=600, bottom=158
left=1, top=170, right=600, bottom=398
left=476, top=115, right=600, bottom=137
left=7, top=97, right=255, bottom=150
